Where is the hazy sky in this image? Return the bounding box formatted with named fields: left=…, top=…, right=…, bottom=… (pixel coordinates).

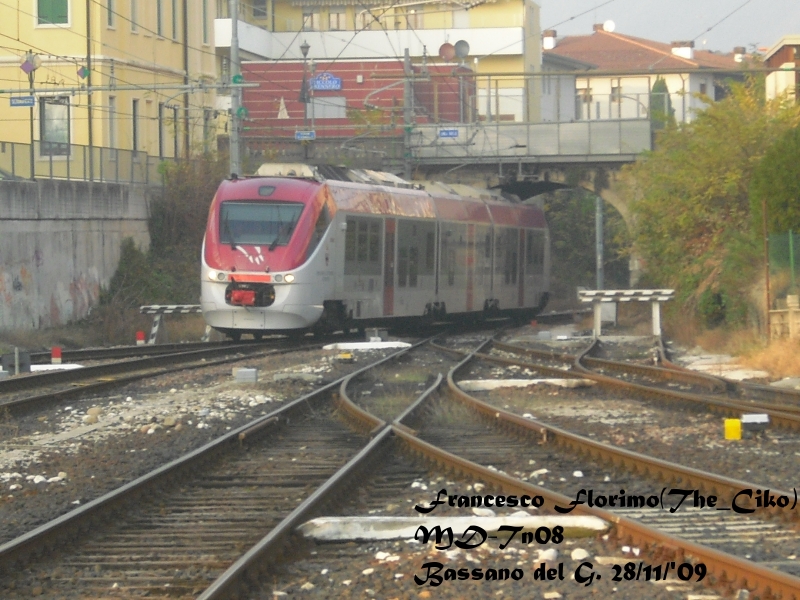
left=540, top=0, right=799, bottom=54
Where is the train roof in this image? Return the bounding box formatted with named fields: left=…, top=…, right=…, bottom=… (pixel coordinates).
left=228, top=164, right=547, bottom=228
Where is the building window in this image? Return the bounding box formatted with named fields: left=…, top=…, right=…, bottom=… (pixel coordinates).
left=172, top=0, right=178, bottom=39
left=356, top=8, right=379, bottom=30
left=107, top=0, right=114, bottom=27
left=699, top=82, right=707, bottom=96
left=132, top=99, right=140, bottom=151
left=156, top=0, right=163, bottom=36
left=406, top=7, right=422, bottom=30
left=108, top=96, right=117, bottom=148
left=202, top=0, right=209, bottom=43
left=40, top=97, right=70, bottom=156
left=131, top=0, right=138, bottom=32
left=611, top=85, right=622, bottom=103
left=253, top=0, right=267, bottom=18
left=308, top=96, right=347, bottom=120
left=38, top=0, right=68, bottom=25
left=329, top=7, right=346, bottom=30
left=303, top=9, right=320, bottom=31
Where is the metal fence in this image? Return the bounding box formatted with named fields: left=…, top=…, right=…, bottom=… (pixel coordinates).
left=0, top=140, right=173, bottom=184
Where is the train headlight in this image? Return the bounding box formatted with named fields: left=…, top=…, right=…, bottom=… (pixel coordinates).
left=207, top=270, right=218, bottom=281
left=274, top=274, right=283, bottom=282
left=284, top=274, right=295, bottom=283
left=217, top=272, right=226, bottom=281
left=208, top=270, right=227, bottom=281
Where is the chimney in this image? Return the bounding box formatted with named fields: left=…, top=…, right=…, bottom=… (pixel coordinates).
left=593, top=23, right=605, bottom=32
left=733, top=46, right=746, bottom=63
left=543, top=30, right=557, bottom=50
left=671, top=41, right=694, bottom=60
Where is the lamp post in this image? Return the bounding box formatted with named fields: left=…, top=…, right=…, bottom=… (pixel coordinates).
left=20, top=51, right=40, bottom=180
left=300, top=40, right=310, bottom=160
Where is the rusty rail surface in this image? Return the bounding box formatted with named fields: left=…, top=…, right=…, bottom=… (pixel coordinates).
left=473, top=344, right=800, bottom=430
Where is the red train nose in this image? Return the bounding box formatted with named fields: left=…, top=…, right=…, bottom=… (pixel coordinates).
left=229, top=289, right=256, bottom=306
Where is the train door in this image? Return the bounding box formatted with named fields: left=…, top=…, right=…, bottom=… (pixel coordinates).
left=343, top=215, right=383, bottom=318
left=525, top=229, right=547, bottom=307
left=466, top=224, right=475, bottom=311
left=397, top=219, right=437, bottom=316
left=383, top=218, right=395, bottom=316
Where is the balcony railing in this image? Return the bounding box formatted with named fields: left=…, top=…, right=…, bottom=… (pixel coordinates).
left=0, top=141, right=178, bottom=184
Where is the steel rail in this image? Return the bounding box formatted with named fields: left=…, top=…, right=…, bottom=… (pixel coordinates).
left=0, top=347, right=287, bottom=418
left=0, top=342, right=270, bottom=395
left=27, top=340, right=238, bottom=364
left=0, top=343, right=414, bottom=575
left=439, top=351, right=798, bottom=522
left=391, top=426, right=800, bottom=600
left=470, top=347, right=800, bottom=430
left=494, top=339, right=729, bottom=392
left=333, top=337, right=433, bottom=433
left=198, top=353, right=449, bottom=599
left=391, top=342, right=800, bottom=598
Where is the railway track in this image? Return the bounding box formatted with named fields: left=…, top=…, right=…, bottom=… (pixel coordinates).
left=4, top=329, right=799, bottom=598
left=0, top=337, right=345, bottom=419
left=484, top=338, right=800, bottom=430
left=0, top=338, right=429, bottom=598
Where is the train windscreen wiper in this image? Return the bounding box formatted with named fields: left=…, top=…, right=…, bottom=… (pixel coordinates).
left=269, top=212, right=300, bottom=252
left=223, top=214, right=237, bottom=250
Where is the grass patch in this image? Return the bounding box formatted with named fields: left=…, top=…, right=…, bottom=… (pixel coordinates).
left=740, top=338, right=800, bottom=379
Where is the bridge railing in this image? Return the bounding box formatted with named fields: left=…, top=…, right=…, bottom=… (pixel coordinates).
left=408, top=119, right=652, bottom=163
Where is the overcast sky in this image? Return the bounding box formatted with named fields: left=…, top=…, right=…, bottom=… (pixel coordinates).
left=540, top=0, right=798, bottom=54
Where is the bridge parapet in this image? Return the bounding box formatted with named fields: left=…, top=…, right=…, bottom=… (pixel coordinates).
left=410, top=119, right=651, bottom=164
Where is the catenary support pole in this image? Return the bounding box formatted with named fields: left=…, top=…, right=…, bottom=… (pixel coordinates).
left=229, top=0, right=241, bottom=176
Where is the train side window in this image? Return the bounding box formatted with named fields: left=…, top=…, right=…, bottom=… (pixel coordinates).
left=408, top=246, right=419, bottom=287
left=345, top=216, right=383, bottom=275
left=526, top=230, right=545, bottom=274
left=345, top=219, right=356, bottom=261
left=398, top=246, right=408, bottom=287
left=305, top=205, right=331, bottom=260
left=503, top=229, right=519, bottom=285
left=425, top=232, right=435, bottom=270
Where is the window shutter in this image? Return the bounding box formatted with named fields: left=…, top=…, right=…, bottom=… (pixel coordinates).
left=39, top=0, right=68, bottom=24
left=54, top=0, right=68, bottom=23
left=38, top=0, right=53, bottom=23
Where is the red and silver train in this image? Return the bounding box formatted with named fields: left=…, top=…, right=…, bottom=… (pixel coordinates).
left=201, top=164, right=550, bottom=340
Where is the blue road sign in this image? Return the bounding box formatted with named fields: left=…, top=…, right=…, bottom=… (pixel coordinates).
left=10, top=96, right=35, bottom=107
left=295, top=131, right=316, bottom=141
left=438, top=128, right=459, bottom=138
left=310, top=73, right=342, bottom=91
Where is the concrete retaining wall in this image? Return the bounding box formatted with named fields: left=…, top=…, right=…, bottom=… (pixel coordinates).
left=0, top=180, right=152, bottom=330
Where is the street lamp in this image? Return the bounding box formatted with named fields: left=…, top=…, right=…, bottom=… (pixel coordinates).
left=300, top=40, right=310, bottom=160
left=20, top=50, right=40, bottom=180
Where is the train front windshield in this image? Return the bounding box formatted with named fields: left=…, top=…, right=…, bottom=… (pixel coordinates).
left=219, top=201, right=304, bottom=247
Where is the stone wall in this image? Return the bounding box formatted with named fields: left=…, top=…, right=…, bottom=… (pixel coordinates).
left=0, top=180, right=152, bottom=330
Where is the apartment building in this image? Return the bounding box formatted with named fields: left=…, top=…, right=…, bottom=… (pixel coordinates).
left=543, top=24, right=743, bottom=124
left=0, top=0, right=218, bottom=169
left=216, top=0, right=543, bottom=123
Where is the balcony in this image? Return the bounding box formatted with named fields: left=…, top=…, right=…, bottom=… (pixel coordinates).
left=215, top=19, right=524, bottom=61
